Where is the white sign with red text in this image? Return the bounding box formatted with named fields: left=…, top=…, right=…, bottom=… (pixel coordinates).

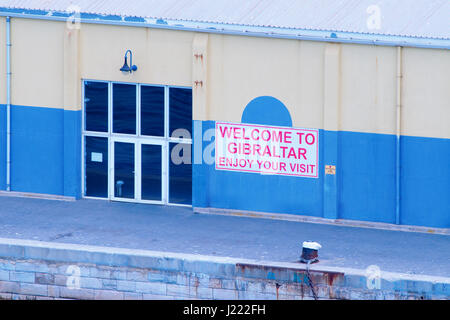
left=215, top=122, right=319, bottom=178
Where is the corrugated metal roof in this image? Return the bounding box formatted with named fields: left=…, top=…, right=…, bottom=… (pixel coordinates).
left=0, top=0, right=449, bottom=40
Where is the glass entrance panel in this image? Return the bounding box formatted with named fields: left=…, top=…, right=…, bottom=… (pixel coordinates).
left=84, top=81, right=108, bottom=132
left=141, top=144, right=162, bottom=201
left=141, top=86, right=164, bottom=137
left=114, top=142, right=135, bottom=199
left=169, top=142, right=192, bottom=205
left=169, top=87, right=192, bottom=138
left=83, top=81, right=192, bottom=206
left=113, top=83, right=136, bottom=134
left=85, top=136, right=108, bottom=198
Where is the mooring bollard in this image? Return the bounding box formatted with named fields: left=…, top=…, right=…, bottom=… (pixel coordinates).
left=300, top=241, right=322, bottom=264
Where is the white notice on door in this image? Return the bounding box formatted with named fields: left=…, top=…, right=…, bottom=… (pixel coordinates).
left=91, top=152, right=103, bottom=163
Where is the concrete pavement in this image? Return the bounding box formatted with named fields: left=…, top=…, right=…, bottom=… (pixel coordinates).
left=0, top=195, right=448, bottom=278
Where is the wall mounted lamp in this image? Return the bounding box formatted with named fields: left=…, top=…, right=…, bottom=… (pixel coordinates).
left=120, top=49, right=138, bottom=74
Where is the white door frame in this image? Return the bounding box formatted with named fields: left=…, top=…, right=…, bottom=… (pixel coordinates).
left=110, top=136, right=166, bottom=205
left=82, top=80, right=192, bottom=207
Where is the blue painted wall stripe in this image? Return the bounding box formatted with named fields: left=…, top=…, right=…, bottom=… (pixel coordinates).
left=63, top=110, right=82, bottom=198
left=1, top=105, right=81, bottom=197
left=193, top=120, right=450, bottom=229
left=0, top=105, right=448, bottom=228
left=0, top=104, right=5, bottom=191
left=241, top=96, right=292, bottom=127
left=323, top=130, right=338, bottom=219
left=10, top=105, right=64, bottom=195
left=193, top=120, right=324, bottom=216
left=400, top=135, right=450, bottom=228
left=338, top=131, right=397, bottom=224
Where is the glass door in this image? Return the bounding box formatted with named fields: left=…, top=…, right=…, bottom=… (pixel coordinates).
left=83, top=80, right=192, bottom=206
left=111, top=139, right=136, bottom=201
left=140, top=142, right=165, bottom=203
left=110, top=139, right=165, bottom=203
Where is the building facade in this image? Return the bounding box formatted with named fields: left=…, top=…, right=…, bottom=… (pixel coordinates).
left=0, top=2, right=449, bottom=229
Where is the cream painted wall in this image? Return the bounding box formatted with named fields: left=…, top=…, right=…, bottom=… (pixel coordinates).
left=11, top=18, right=65, bottom=109
left=340, top=44, right=397, bottom=135
left=80, top=25, right=194, bottom=87
left=205, top=35, right=399, bottom=135
left=3, top=18, right=449, bottom=139
left=0, top=17, right=5, bottom=105
left=206, top=34, right=325, bottom=129
left=205, top=35, right=449, bottom=139
left=402, top=47, right=450, bottom=139
left=7, top=19, right=195, bottom=110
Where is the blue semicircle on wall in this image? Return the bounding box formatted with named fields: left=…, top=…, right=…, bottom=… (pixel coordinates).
left=241, top=96, right=292, bottom=127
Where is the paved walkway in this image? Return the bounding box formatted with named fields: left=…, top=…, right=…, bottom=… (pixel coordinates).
left=0, top=195, right=448, bottom=277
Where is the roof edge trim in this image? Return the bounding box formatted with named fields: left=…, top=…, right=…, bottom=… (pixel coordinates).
left=0, top=9, right=449, bottom=50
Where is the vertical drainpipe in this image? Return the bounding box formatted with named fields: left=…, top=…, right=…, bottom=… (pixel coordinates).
left=6, top=16, right=11, bottom=191
left=395, top=46, right=402, bottom=225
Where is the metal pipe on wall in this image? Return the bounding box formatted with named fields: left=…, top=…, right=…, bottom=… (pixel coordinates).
left=6, top=16, right=11, bottom=191
left=395, top=46, right=403, bottom=225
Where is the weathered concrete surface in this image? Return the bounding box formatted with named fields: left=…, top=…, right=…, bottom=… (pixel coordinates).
left=0, top=238, right=448, bottom=300
left=0, top=196, right=448, bottom=278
